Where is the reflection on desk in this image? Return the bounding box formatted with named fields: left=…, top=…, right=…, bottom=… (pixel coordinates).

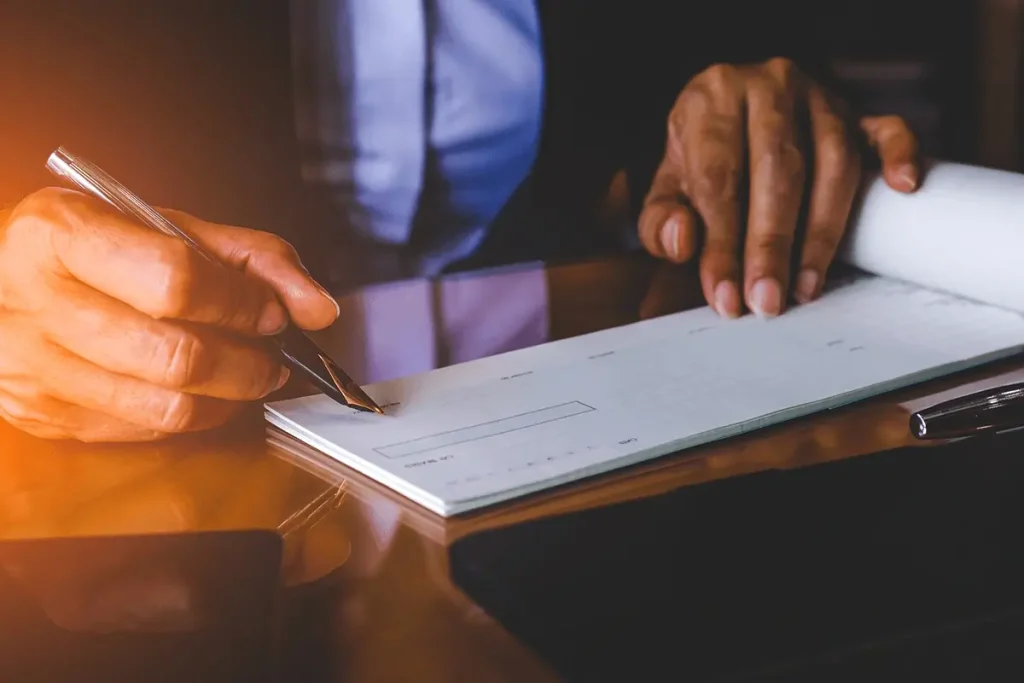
left=0, top=532, right=282, bottom=683
left=1, top=254, right=1023, bottom=682
left=451, top=431, right=1024, bottom=682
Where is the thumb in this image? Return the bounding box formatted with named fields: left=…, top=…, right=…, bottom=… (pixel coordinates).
left=638, top=163, right=699, bottom=264
left=161, top=209, right=340, bottom=331
left=860, top=115, right=921, bottom=194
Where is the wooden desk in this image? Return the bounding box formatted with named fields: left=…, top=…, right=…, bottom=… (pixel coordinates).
left=1, top=254, right=1021, bottom=682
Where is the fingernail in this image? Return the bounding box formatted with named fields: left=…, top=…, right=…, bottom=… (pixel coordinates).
left=794, top=269, right=820, bottom=304
left=749, top=277, right=782, bottom=318
left=315, top=281, right=341, bottom=319
left=713, top=280, right=741, bottom=318
left=894, top=164, right=917, bottom=192
left=273, top=367, right=291, bottom=392
left=258, top=303, right=289, bottom=336
left=660, top=219, right=679, bottom=260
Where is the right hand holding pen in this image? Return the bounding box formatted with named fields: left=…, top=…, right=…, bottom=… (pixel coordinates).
left=0, top=188, right=339, bottom=442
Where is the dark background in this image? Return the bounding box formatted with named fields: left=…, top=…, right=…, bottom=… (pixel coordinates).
left=821, top=0, right=1024, bottom=172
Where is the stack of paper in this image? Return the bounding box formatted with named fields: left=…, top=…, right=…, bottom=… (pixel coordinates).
left=267, top=162, right=1024, bottom=516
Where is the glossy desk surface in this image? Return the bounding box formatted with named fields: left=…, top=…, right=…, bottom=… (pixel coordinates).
left=2, top=254, right=1023, bottom=682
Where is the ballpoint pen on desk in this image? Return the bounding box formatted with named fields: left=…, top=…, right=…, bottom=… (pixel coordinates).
left=45, top=146, right=386, bottom=416
left=910, top=382, right=1024, bottom=440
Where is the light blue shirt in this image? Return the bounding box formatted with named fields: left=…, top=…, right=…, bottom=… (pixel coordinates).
left=291, top=0, right=545, bottom=277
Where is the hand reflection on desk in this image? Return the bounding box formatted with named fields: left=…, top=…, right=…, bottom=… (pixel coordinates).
left=0, top=423, right=353, bottom=635
left=1, top=536, right=201, bottom=634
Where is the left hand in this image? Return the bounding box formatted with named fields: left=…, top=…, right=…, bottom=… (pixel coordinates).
left=638, top=57, right=920, bottom=318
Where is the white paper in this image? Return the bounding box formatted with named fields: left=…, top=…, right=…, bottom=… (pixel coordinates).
left=840, top=161, right=1024, bottom=312
left=268, top=274, right=1024, bottom=515
left=268, top=161, right=1024, bottom=516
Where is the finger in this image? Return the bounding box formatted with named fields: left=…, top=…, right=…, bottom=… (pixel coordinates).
left=675, top=72, right=745, bottom=318
left=744, top=72, right=806, bottom=318
left=43, top=282, right=290, bottom=401
left=860, top=115, right=919, bottom=193
left=25, top=340, right=244, bottom=435
left=639, top=164, right=700, bottom=263
left=0, top=388, right=166, bottom=443
left=796, top=87, right=861, bottom=304
left=163, top=209, right=341, bottom=331
left=36, top=189, right=288, bottom=336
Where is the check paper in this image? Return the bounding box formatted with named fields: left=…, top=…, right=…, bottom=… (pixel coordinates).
left=267, top=274, right=1024, bottom=516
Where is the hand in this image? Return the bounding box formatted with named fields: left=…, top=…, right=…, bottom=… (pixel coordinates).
left=639, top=57, right=920, bottom=318
left=0, top=188, right=339, bottom=442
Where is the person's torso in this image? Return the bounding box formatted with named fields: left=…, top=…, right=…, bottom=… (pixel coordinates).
left=2, top=0, right=637, bottom=290
left=290, top=0, right=546, bottom=277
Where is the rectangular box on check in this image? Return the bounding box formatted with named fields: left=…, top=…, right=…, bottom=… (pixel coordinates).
left=374, top=401, right=596, bottom=459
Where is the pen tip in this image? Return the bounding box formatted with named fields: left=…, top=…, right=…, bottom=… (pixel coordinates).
left=318, top=354, right=387, bottom=416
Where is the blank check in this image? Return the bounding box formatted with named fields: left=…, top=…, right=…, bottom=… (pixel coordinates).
left=266, top=274, right=1024, bottom=516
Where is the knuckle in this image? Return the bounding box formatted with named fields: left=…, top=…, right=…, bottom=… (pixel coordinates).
left=758, top=135, right=805, bottom=184
left=148, top=242, right=196, bottom=319
left=703, top=231, right=740, bottom=255
left=16, top=187, right=70, bottom=216
left=690, top=63, right=738, bottom=101
left=0, top=386, right=51, bottom=426
left=817, top=132, right=851, bottom=172
left=0, top=403, right=62, bottom=438
left=17, top=187, right=93, bottom=230
left=157, top=392, right=201, bottom=433
left=750, top=74, right=795, bottom=117
left=751, top=231, right=795, bottom=257
left=668, top=90, right=715, bottom=143
left=670, top=90, right=699, bottom=122
left=157, top=330, right=207, bottom=389
left=700, top=63, right=735, bottom=89
left=261, top=233, right=299, bottom=261
left=666, top=112, right=688, bottom=150
left=691, top=159, right=740, bottom=205
left=5, top=190, right=115, bottom=274
left=764, top=57, right=798, bottom=83
left=816, top=126, right=862, bottom=187
left=6, top=193, right=60, bottom=243
left=805, top=230, right=843, bottom=257
left=0, top=396, right=37, bottom=425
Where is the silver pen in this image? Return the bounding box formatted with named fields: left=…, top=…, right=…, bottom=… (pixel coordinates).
left=46, top=146, right=385, bottom=415
left=910, top=382, right=1024, bottom=440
